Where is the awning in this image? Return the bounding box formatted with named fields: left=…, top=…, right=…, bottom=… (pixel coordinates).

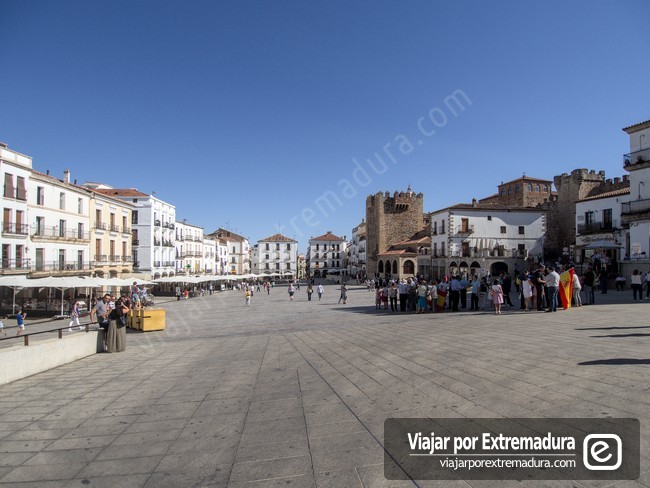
left=584, top=240, right=620, bottom=250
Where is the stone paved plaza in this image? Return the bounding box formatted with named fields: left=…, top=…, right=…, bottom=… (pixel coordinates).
left=0, top=284, right=648, bottom=488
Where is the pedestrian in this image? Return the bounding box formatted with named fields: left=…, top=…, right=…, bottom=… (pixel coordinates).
left=502, top=272, right=513, bottom=307
left=209, top=283, right=213, bottom=295
left=416, top=280, right=429, bottom=313
left=307, top=284, right=313, bottom=301
left=470, top=276, right=480, bottom=310
left=245, top=288, right=251, bottom=306
left=176, top=286, right=181, bottom=301
left=0, top=315, right=6, bottom=336
left=317, top=284, right=324, bottom=301
left=428, top=280, right=438, bottom=312
left=67, top=301, right=83, bottom=332
left=522, top=273, right=534, bottom=311
left=572, top=270, right=582, bottom=307
left=288, top=283, right=295, bottom=301
left=339, top=283, right=348, bottom=305
left=449, top=276, right=461, bottom=312
left=109, top=297, right=129, bottom=353
left=479, top=278, right=488, bottom=310
left=631, top=269, right=643, bottom=301
left=583, top=266, right=596, bottom=305
left=644, top=271, right=650, bottom=300
left=398, top=279, right=408, bottom=312
left=490, top=279, right=504, bottom=315
left=389, top=281, right=398, bottom=311
left=15, top=309, right=27, bottom=335
left=545, top=266, right=560, bottom=312
left=533, top=265, right=546, bottom=311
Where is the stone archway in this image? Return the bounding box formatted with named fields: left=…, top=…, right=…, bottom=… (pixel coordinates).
left=403, top=260, right=415, bottom=275
left=378, top=261, right=384, bottom=274
left=392, top=260, right=398, bottom=275
left=490, top=262, right=508, bottom=275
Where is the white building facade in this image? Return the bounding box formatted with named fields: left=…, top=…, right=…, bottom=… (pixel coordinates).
left=430, top=204, right=546, bottom=277
left=307, top=231, right=347, bottom=278
left=621, top=120, right=650, bottom=260
left=208, top=229, right=250, bottom=275
left=92, top=187, right=176, bottom=279
left=1, top=144, right=32, bottom=275
left=29, top=170, right=92, bottom=276
left=175, top=220, right=205, bottom=275
left=256, top=234, right=298, bottom=277
left=348, top=220, right=367, bottom=279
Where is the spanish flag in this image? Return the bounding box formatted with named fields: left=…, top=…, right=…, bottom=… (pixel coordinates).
left=436, top=288, right=447, bottom=312
left=559, top=268, right=574, bottom=310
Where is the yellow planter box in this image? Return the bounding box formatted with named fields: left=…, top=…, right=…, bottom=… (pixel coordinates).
left=127, top=309, right=143, bottom=330
left=140, top=309, right=166, bottom=331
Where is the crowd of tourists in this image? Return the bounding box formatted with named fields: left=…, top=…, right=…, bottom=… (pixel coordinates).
left=367, top=264, right=650, bottom=315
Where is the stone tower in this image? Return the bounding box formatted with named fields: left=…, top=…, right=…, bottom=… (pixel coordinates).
left=366, top=187, right=424, bottom=277
left=551, top=169, right=606, bottom=253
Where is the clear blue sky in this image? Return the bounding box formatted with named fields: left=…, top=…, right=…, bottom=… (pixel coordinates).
left=2, top=1, right=649, bottom=251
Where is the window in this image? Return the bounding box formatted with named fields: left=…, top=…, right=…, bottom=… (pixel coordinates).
left=518, top=244, right=526, bottom=255
left=501, top=188, right=506, bottom=196
left=265, top=243, right=269, bottom=250
left=59, top=219, right=66, bottom=237
left=265, top=254, right=269, bottom=260
left=78, top=222, right=84, bottom=239
left=16, top=177, right=26, bottom=200
left=518, top=226, right=525, bottom=235
left=286, top=243, right=291, bottom=250
left=132, top=211, right=138, bottom=224
left=78, top=250, right=84, bottom=269
left=585, top=211, right=594, bottom=225
left=36, top=216, right=44, bottom=235
left=527, top=183, right=533, bottom=192
left=316, top=244, right=319, bottom=250
left=500, top=226, right=506, bottom=234
left=441, top=221, right=445, bottom=234
left=4, top=173, right=14, bottom=198
left=286, top=263, right=291, bottom=269
left=59, top=192, right=65, bottom=210
left=487, top=215, right=492, bottom=221
left=58, top=249, right=65, bottom=269
left=515, top=185, right=521, bottom=193
left=232, top=246, right=236, bottom=253
left=275, top=262, right=280, bottom=270
left=603, top=208, right=613, bottom=228
left=96, top=209, right=102, bottom=226
left=231, top=257, right=236, bottom=263
left=544, top=185, right=549, bottom=192
left=536, top=184, right=540, bottom=192
left=122, top=215, right=127, bottom=230
left=36, top=186, right=44, bottom=205
left=508, top=186, right=513, bottom=195
left=441, top=242, right=445, bottom=256
left=433, top=242, right=437, bottom=256
left=276, top=243, right=280, bottom=250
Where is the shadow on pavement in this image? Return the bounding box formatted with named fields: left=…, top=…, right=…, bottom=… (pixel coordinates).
left=578, top=358, right=650, bottom=365
left=589, top=333, right=650, bottom=338
left=575, top=325, right=650, bottom=331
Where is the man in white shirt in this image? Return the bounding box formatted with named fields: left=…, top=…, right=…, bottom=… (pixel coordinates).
left=545, top=266, right=561, bottom=312
left=398, top=280, right=409, bottom=312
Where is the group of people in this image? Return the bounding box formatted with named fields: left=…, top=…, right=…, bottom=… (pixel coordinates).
left=370, top=262, right=647, bottom=315
left=89, top=290, right=137, bottom=353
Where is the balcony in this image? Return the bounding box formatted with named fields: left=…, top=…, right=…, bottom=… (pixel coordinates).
left=94, top=255, right=108, bottom=262
left=110, top=224, right=120, bottom=233
left=163, top=222, right=172, bottom=229
left=154, top=239, right=161, bottom=246
left=623, top=148, right=650, bottom=169
left=34, top=261, right=92, bottom=272
left=122, top=227, right=131, bottom=235
left=621, top=198, right=650, bottom=223
left=1, top=258, right=31, bottom=272
left=2, top=222, right=29, bottom=236
left=154, top=219, right=161, bottom=227
left=577, top=220, right=618, bottom=235
left=154, top=260, right=161, bottom=267
left=32, top=226, right=90, bottom=241
left=95, top=222, right=107, bottom=230
left=132, top=239, right=140, bottom=246
left=133, top=261, right=140, bottom=269
left=454, top=225, right=474, bottom=236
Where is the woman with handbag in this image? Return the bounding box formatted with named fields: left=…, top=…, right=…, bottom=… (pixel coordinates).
left=491, top=278, right=504, bottom=315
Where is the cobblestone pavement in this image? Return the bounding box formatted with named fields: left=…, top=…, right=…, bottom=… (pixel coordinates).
left=0, top=285, right=648, bottom=487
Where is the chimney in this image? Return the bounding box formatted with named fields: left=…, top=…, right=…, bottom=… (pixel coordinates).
left=63, top=169, right=71, bottom=183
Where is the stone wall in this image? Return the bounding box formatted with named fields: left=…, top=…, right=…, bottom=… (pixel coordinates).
left=366, top=190, right=424, bottom=277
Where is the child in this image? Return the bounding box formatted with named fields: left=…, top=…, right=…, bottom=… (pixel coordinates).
left=15, top=309, right=26, bottom=335
left=0, top=315, right=6, bottom=336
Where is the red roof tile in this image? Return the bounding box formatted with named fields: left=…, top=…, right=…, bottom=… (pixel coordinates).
left=311, top=231, right=345, bottom=241
left=95, top=188, right=149, bottom=197
left=259, top=233, right=297, bottom=242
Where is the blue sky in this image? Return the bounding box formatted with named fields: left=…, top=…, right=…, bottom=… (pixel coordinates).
left=2, top=1, right=649, bottom=250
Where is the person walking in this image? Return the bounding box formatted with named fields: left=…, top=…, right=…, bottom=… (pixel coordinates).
left=545, top=266, right=560, bottom=312
left=288, top=284, right=295, bottom=301
left=317, top=284, right=324, bottom=301
left=389, top=282, right=398, bottom=311
left=491, top=279, right=504, bottom=315
left=644, top=271, right=650, bottom=300
left=416, top=280, right=429, bottom=313
left=631, top=269, right=643, bottom=301
left=245, top=288, right=251, bottom=306
left=522, top=273, right=534, bottom=311
left=15, top=309, right=26, bottom=335
left=533, top=265, right=546, bottom=311
left=307, top=284, right=313, bottom=301
left=398, top=280, right=408, bottom=312
left=67, top=301, right=83, bottom=332
left=583, top=266, right=596, bottom=305
left=339, top=283, right=348, bottom=304
left=572, top=270, right=582, bottom=307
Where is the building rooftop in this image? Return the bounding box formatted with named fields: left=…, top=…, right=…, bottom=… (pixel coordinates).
left=622, top=119, right=650, bottom=133
left=499, top=175, right=552, bottom=186
left=577, top=187, right=631, bottom=202
left=311, top=231, right=345, bottom=242
left=259, top=233, right=297, bottom=243
left=94, top=188, right=150, bottom=198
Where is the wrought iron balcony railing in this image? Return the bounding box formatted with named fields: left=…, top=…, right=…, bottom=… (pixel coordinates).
left=621, top=198, right=650, bottom=215
left=577, top=220, right=618, bottom=235
left=1, top=222, right=29, bottom=235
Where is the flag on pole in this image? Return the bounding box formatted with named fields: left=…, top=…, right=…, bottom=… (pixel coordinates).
left=559, top=268, right=574, bottom=310
left=436, top=288, right=447, bottom=312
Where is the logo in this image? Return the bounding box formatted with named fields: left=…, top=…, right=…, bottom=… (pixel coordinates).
left=583, top=434, right=622, bottom=471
